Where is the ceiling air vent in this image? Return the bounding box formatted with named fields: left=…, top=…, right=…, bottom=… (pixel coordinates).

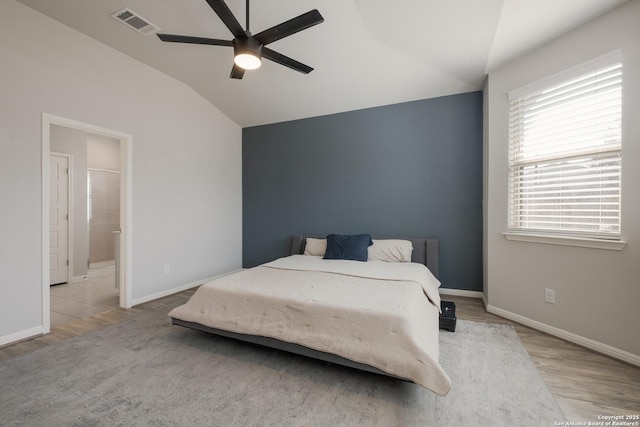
left=111, top=8, right=160, bottom=35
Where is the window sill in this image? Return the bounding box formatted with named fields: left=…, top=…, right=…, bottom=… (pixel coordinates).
left=502, top=232, right=626, bottom=251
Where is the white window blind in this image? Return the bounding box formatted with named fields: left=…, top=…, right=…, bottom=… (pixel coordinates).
left=508, top=53, right=622, bottom=239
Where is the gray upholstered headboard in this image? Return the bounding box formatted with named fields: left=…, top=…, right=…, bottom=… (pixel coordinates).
left=289, top=235, right=440, bottom=280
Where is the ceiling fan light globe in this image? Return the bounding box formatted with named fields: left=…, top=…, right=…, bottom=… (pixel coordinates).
left=234, top=53, right=261, bottom=70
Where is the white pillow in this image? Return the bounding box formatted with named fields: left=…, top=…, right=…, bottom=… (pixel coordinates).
left=368, top=239, right=413, bottom=262
left=304, top=238, right=327, bottom=256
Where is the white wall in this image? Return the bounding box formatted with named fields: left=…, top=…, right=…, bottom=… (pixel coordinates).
left=485, top=0, right=640, bottom=361
left=0, top=1, right=242, bottom=343
left=87, top=134, right=120, bottom=172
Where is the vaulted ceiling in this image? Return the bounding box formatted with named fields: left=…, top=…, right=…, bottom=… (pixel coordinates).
left=17, top=0, right=627, bottom=127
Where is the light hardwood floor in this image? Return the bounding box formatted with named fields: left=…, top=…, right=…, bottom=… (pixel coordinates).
left=50, top=272, right=119, bottom=327
left=1, top=291, right=638, bottom=422
left=445, top=295, right=640, bottom=422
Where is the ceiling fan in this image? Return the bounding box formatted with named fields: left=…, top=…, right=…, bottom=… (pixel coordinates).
left=156, top=0, right=324, bottom=79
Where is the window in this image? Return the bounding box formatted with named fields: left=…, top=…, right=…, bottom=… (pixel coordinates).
left=507, top=52, right=622, bottom=241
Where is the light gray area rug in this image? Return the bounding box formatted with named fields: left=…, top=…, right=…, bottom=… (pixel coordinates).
left=0, top=309, right=565, bottom=426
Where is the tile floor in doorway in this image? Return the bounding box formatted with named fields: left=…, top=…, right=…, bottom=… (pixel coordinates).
left=50, top=272, right=119, bottom=328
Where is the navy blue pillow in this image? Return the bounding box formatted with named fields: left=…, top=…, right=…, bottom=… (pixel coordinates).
left=323, top=234, right=373, bottom=262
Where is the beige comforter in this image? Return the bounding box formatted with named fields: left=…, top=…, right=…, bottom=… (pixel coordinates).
left=168, top=255, right=452, bottom=395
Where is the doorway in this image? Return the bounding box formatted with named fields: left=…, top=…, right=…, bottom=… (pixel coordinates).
left=42, top=114, right=132, bottom=334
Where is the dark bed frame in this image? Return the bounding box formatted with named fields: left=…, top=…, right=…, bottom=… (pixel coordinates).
left=171, top=235, right=440, bottom=379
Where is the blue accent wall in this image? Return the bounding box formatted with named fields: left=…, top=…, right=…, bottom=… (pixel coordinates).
left=242, top=92, right=483, bottom=291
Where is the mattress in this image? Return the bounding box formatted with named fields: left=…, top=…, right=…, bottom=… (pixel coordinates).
left=168, top=255, right=452, bottom=395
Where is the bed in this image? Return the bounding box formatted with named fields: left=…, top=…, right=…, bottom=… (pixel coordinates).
left=168, top=235, right=451, bottom=396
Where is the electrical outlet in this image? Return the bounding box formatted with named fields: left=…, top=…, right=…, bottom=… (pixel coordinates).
left=544, top=288, right=555, bottom=304
left=163, top=264, right=170, bottom=275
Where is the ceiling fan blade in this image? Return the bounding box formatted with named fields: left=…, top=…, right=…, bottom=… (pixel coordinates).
left=157, top=33, right=233, bottom=46
left=262, top=47, right=313, bottom=74
left=230, top=64, right=245, bottom=79
left=254, top=10, right=324, bottom=46
left=205, top=0, right=246, bottom=39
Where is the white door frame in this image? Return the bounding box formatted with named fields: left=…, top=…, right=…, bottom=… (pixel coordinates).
left=42, top=113, right=133, bottom=333
left=49, top=151, right=73, bottom=285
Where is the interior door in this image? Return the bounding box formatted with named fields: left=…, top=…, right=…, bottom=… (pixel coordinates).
left=50, top=154, right=69, bottom=285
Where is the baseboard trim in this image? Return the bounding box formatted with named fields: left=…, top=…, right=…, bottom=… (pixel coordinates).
left=439, top=288, right=484, bottom=299
left=88, top=266, right=115, bottom=279
left=0, top=326, right=43, bottom=348
left=71, top=275, right=88, bottom=283
left=487, top=304, right=640, bottom=367
left=131, top=269, right=244, bottom=307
